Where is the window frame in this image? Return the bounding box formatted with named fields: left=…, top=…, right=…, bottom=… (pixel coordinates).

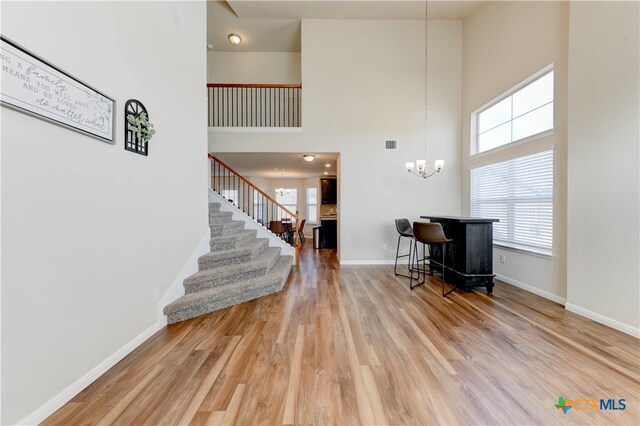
left=471, top=64, right=555, bottom=157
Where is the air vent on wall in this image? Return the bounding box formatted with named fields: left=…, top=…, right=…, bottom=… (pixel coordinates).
left=385, top=139, right=398, bottom=150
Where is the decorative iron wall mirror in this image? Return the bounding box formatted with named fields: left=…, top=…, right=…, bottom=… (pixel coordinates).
left=124, top=99, right=149, bottom=156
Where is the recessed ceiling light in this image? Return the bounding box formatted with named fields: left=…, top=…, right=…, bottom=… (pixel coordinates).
left=207, top=43, right=214, bottom=50
left=323, top=172, right=329, bottom=175
left=228, top=34, right=242, bottom=45
left=325, top=164, right=331, bottom=167
left=303, top=154, right=315, bottom=162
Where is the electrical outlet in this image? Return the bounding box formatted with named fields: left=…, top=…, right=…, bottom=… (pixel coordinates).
left=383, top=243, right=388, bottom=250
left=500, top=254, right=506, bottom=264
left=153, top=287, right=160, bottom=301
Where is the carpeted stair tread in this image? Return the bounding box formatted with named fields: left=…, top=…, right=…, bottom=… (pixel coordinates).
left=165, top=197, right=294, bottom=323
left=209, top=229, right=257, bottom=251
left=164, top=256, right=293, bottom=324
left=210, top=220, right=245, bottom=237
left=209, top=211, right=234, bottom=224
left=198, top=238, right=269, bottom=270
left=184, top=247, right=281, bottom=293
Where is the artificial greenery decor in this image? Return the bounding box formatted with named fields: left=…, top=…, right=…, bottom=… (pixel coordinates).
left=126, top=111, right=156, bottom=142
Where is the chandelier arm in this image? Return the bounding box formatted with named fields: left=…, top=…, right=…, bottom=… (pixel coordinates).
left=409, top=169, right=439, bottom=179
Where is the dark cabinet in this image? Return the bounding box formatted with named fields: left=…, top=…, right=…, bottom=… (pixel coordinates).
left=321, top=178, right=337, bottom=204
left=321, top=219, right=337, bottom=249
left=419, top=216, right=499, bottom=293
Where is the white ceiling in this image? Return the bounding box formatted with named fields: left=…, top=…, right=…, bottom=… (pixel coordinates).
left=208, top=0, right=485, bottom=52
left=208, top=1, right=301, bottom=51
left=213, top=152, right=339, bottom=178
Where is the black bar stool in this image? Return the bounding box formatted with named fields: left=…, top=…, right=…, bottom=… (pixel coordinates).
left=394, top=219, right=415, bottom=279
left=411, top=222, right=455, bottom=296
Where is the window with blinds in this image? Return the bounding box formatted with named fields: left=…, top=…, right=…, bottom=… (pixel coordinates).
left=471, top=149, right=553, bottom=255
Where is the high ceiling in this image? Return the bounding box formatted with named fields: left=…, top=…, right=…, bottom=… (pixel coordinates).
left=213, top=152, right=339, bottom=178
left=207, top=0, right=485, bottom=52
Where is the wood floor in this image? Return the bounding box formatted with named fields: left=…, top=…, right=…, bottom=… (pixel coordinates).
left=44, top=243, right=639, bottom=425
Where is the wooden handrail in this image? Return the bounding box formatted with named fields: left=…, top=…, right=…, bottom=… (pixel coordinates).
left=207, top=83, right=302, bottom=89
left=209, top=154, right=297, bottom=218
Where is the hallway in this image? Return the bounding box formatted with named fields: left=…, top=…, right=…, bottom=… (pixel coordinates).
left=44, top=242, right=639, bottom=425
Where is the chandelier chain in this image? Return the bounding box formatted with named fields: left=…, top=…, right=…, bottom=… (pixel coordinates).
left=424, top=0, right=428, bottom=163
left=402, top=0, right=444, bottom=179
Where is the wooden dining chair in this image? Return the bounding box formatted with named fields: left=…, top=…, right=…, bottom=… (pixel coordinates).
left=269, top=221, right=287, bottom=241
left=297, top=219, right=307, bottom=243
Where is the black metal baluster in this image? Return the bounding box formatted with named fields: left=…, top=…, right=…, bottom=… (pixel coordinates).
left=259, top=88, right=262, bottom=127
left=298, top=87, right=301, bottom=126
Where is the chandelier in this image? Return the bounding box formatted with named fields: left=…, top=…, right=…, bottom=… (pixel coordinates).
left=275, top=187, right=289, bottom=197
left=275, top=168, right=289, bottom=197
left=405, top=0, right=445, bottom=179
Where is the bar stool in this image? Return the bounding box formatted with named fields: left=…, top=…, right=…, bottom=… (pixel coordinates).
left=394, top=218, right=415, bottom=279
left=411, top=222, right=455, bottom=296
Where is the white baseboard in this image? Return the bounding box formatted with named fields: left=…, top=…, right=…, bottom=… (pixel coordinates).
left=565, top=303, right=640, bottom=339
left=157, top=230, right=211, bottom=324
left=17, top=320, right=164, bottom=426
left=495, top=274, right=567, bottom=305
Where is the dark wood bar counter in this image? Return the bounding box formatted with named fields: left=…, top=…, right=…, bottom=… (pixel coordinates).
left=419, top=216, right=499, bottom=293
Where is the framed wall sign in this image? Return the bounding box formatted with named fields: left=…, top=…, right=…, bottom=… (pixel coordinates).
left=0, top=36, right=115, bottom=143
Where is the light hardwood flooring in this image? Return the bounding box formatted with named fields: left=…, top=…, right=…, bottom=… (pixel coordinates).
left=44, top=243, right=639, bottom=425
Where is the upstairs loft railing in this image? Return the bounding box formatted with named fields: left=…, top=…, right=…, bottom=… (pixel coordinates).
left=209, top=153, right=299, bottom=264
left=207, top=83, right=301, bottom=128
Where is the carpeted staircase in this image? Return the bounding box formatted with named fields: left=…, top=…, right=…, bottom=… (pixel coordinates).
left=163, top=201, right=293, bottom=324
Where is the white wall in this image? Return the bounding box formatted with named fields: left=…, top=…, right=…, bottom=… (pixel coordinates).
left=1, top=2, right=208, bottom=424
left=209, top=19, right=462, bottom=262
left=461, top=1, right=569, bottom=301
left=566, top=1, right=639, bottom=333
left=208, top=51, right=301, bottom=83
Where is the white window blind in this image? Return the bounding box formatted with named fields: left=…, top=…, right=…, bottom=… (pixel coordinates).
left=306, top=187, right=318, bottom=223
left=471, top=149, right=553, bottom=254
